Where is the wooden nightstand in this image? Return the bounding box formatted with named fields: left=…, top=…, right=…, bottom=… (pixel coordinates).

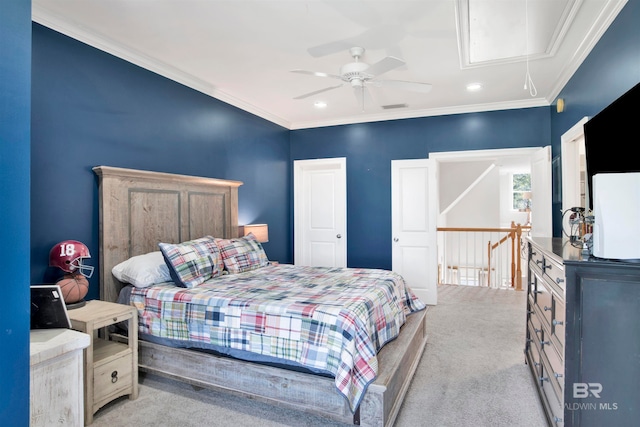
left=67, top=300, right=138, bottom=425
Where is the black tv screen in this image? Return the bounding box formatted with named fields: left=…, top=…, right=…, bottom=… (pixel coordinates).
left=584, top=82, right=640, bottom=210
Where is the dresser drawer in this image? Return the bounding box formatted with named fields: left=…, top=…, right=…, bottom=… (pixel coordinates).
left=534, top=273, right=554, bottom=329
left=544, top=343, right=564, bottom=394
left=542, top=256, right=565, bottom=295
left=93, top=351, right=133, bottom=410
left=551, top=298, right=565, bottom=352
left=541, top=364, right=564, bottom=426
left=527, top=320, right=543, bottom=377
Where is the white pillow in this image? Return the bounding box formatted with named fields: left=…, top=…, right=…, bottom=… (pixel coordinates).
left=112, top=251, right=172, bottom=288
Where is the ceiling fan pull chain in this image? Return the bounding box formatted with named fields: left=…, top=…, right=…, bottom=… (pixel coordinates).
left=523, top=0, right=537, bottom=97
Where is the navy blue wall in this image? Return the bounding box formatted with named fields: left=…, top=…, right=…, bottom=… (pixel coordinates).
left=0, top=2, right=633, bottom=425
left=550, top=0, right=640, bottom=166
left=31, top=24, right=291, bottom=299
left=1, top=1, right=31, bottom=425
left=291, top=107, right=550, bottom=269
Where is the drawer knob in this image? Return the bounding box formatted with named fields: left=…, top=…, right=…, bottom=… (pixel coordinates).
left=536, top=260, right=543, bottom=265
left=539, top=376, right=549, bottom=382
left=543, top=264, right=552, bottom=270
left=552, top=319, right=564, bottom=326
left=556, top=277, right=564, bottom=284
left=111, top=370, right=118, bottom=384
left=554, top=417, right=563, bottom=423
left=544, top=306, right=552, bottom=311
left=540, top=340, right=549, bottom=347
left=554, top=373, right=564, bottom=379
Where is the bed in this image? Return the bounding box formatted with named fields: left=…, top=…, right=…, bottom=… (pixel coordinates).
left=94, top=165, right=428, bottom=427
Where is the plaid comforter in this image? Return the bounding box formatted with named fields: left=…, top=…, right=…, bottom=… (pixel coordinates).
left=130, top=264, right=426, bottom=411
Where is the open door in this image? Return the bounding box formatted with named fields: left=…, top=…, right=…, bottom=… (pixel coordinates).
left=530, top=146, right=553, bottom=237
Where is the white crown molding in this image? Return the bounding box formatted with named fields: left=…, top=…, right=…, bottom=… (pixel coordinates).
left=32, top=5, right=292, bottom=130
left=289, top=98, right=550, bottom=130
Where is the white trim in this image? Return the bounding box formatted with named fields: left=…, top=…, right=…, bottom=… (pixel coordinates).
left=561, top=116, right=590, bottom=212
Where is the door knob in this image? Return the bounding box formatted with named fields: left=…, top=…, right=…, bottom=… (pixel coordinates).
left=336, top=234, right=342, bottom=238
left=393, top=237, right=399, bottom=242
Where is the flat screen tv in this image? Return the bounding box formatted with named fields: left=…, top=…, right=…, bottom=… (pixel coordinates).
left=584, top=82, right=640, bottom=210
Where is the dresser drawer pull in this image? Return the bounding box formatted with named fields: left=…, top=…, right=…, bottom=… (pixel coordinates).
left=539, top=376, right=549, bottom=382
left=554, top=373, right=563, bottom=379
left=111, top=370, right=118, bottom=384
left=552, top=319, right=564, bottom=326
left=540, top=340, right=549, bottom=347
left=536, top=260, right=543, bottom=265
left=554, top=417, right=563, bottom=423
left=556, top=277, right=564, bottom=284
left=543, top=264, right=552, bottom=271
left=544, top=306, right=552, bottom=311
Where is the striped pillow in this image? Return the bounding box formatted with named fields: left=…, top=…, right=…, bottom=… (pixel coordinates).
left=158, top=236, right=223, bottom=288
left=216, top=233, right=269, bottom=274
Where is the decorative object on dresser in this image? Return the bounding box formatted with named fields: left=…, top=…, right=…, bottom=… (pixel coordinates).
left=93, top=165, right=428, bottom=427
left=525, top=237, right=640, bottom=427
left=30, top=328, right=90, bottom=427
left=49, top=239, right=94, bottom=308
left=67, top=299, right=138, bottom=425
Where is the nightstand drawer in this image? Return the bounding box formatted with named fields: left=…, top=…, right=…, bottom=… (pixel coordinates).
left=93, top=351, right=133, bottom=409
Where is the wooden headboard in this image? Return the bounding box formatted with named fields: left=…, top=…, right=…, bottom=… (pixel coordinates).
left=93, top=166, right=243, bottom=302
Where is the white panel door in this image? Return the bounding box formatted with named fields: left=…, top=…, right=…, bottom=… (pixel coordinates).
left=531, top=146, right=553, bottom=237
left=294, top=158, right=346, bottom=267
left=392, top=159, right=438, bottom=305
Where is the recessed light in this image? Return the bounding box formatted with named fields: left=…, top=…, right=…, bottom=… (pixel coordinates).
left=314, top=101, right=327, bottom=108
left=466, top=83, right=483, bottom=92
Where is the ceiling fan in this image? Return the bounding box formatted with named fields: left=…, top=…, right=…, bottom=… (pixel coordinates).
left=291, top=47, right=432, bottom=110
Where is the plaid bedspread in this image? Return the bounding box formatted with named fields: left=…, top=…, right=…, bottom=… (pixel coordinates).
left=130, top=264, right=426, bottom=412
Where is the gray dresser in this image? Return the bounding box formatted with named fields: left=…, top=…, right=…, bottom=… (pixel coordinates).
left=525, top=237, right=640, bottom=427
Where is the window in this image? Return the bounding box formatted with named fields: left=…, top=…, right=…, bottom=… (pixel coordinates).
left=513, top=173, right=531, bottom=210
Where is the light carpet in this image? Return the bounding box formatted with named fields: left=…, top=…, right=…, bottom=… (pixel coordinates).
left=91, top=284, right=547, bottom=426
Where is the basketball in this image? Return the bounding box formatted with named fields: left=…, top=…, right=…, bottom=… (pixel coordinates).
left=57, top=273, right=89, bottom=304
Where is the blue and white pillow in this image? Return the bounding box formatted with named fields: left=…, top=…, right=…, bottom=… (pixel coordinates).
left=159, top=236, right=223, bottom=288
left=216, top=233, right=269, bottom=274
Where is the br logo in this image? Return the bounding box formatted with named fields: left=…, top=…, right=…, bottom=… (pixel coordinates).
left=573, top=383, right=603, bottom=398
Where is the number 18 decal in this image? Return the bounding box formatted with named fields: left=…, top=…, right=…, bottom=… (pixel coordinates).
left=59, top=243, right=76, bottom=257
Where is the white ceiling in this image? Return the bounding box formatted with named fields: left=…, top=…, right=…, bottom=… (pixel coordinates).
left=32, top=0, right=626, bottom=130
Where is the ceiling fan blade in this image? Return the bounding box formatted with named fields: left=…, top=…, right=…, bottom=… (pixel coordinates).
left=374, top=79, right=433, bottom=94
left=366, top=56, right=405, bottom=77
left=294, top=84, right=343, bottom=100
left=291, top=69, right=342, bottom=80
left=307, top=39, right=355, bottom=58
left=323, top=0, right=381, bottom=30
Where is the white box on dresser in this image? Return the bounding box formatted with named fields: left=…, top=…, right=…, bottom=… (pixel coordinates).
left=30, top=328, right=90, bottom=427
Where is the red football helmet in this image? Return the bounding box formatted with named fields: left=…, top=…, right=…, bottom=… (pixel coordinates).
left=49, top=240, right=94, bottom=278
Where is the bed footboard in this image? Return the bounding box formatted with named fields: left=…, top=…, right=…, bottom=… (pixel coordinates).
left=137, top=308, right=427, bottom=427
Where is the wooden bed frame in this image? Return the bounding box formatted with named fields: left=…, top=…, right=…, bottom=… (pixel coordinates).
left=93, top=165, right=428, bottom=427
